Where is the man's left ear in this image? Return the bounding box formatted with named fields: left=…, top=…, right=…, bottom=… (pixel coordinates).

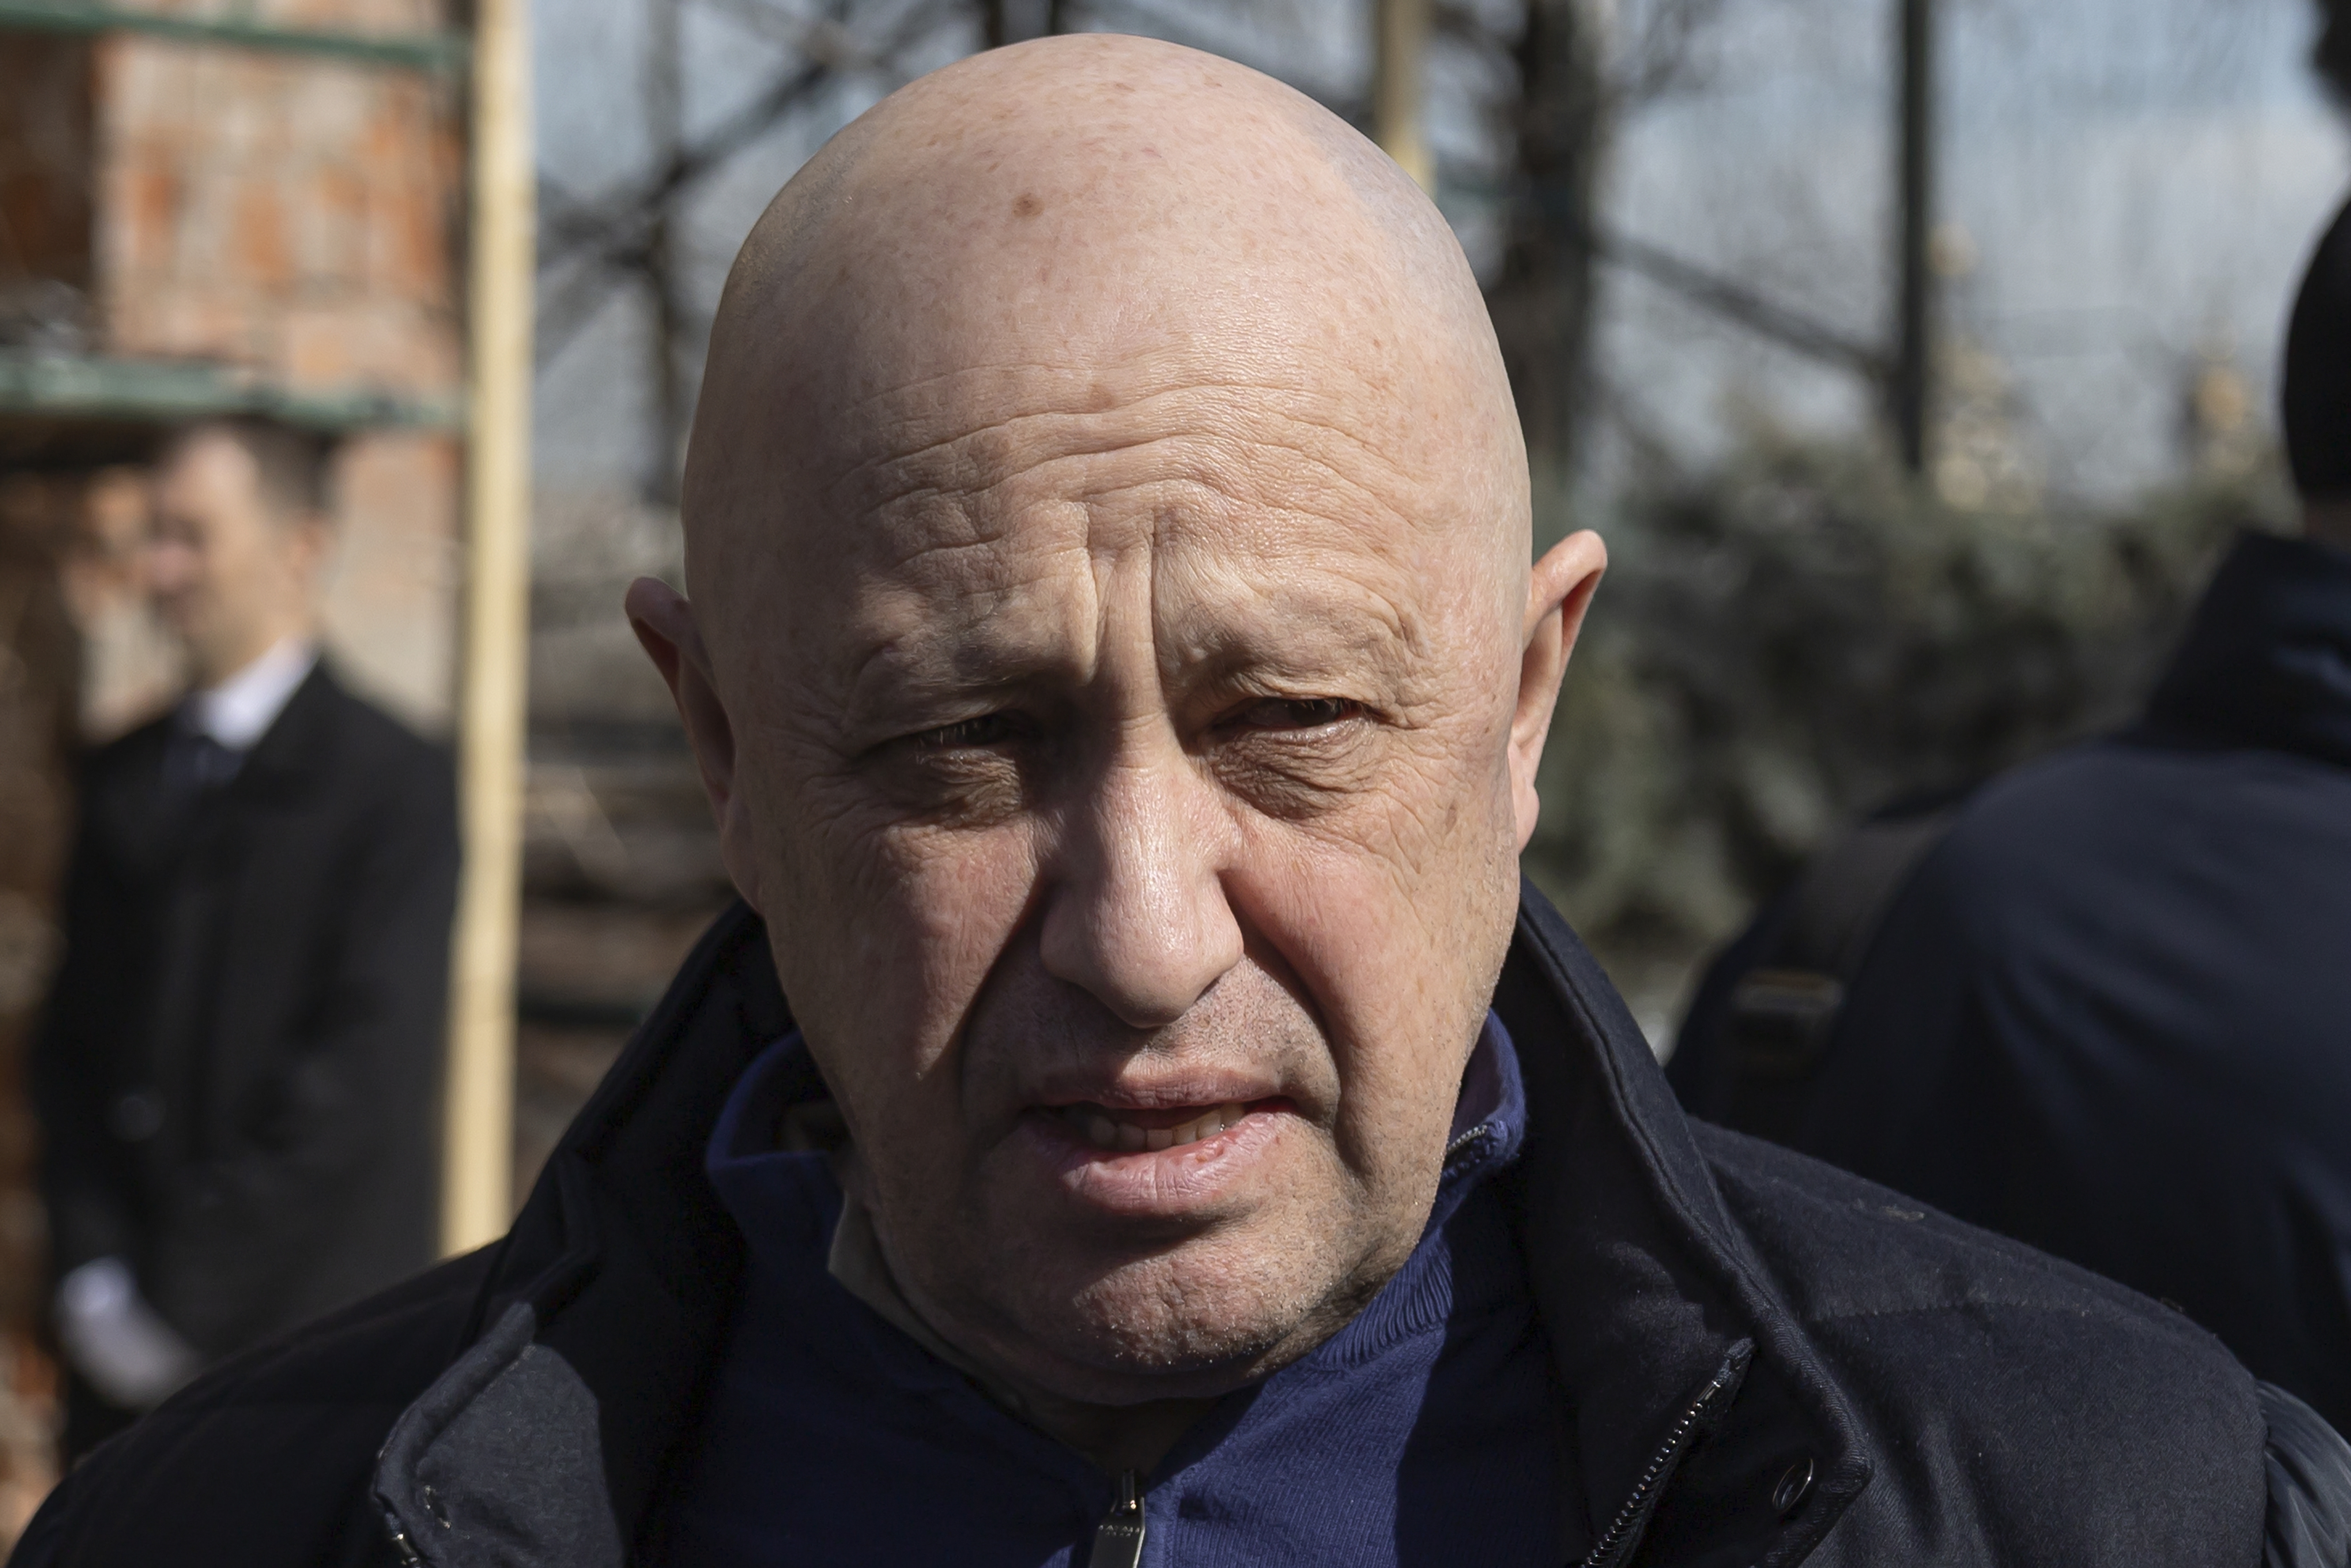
left=1509, top=529, right=1608, bottom=854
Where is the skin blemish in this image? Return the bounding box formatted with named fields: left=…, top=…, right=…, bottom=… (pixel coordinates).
left=1014, top=193, right=1043, bottom=219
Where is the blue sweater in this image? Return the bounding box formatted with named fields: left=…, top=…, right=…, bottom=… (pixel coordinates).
left=660, top=1015, right=1563, bottom=1566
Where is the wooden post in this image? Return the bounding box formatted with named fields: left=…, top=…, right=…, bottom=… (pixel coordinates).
left=444, top=0, right=534, bottom=1256
left=1375, top=0, right=1434, bottom=192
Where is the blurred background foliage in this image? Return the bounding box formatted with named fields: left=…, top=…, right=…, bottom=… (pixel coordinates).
left=1523, top=443, right=2292, bottom=1034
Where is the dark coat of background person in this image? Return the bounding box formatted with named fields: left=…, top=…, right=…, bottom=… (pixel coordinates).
left=16, top=887, right=2349, bottom=1568
left=1671, top=527, right=2351, bottom=1436
left=33, top=663, right=458, bottom=1376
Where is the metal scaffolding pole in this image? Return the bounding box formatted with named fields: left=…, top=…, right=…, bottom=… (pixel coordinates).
left=444, top=0, right=535, bottom=1255
left=1375, top=0, right=1434, bottom=192
left=1892, top=0, right=1935, bottom=473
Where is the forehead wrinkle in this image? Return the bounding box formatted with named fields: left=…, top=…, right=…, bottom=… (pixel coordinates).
left=838, top=422, right=1454, bottom=603
left=822, top=370, right=1432, bottom=521
left=855, top=445, right=1415, bottom=580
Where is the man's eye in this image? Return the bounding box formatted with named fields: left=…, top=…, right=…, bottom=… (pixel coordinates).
left=912, top=714, right=1022, bottom=750
left=1229, top=698, right=1366, bottom=731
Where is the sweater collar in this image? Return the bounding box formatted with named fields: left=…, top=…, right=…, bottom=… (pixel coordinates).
left=2143, top=530, right=2351, bottom=768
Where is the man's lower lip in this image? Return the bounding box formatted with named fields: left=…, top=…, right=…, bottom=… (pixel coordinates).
left=1014, top=1105, right=1288, bottom=1213
left=1044, top=1098, right=1286, bottom=1153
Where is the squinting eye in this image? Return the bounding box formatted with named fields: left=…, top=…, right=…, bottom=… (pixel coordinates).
left=1230, top=697, right=1366, bottom=731
left=913, top=714, right=1023, bottom=750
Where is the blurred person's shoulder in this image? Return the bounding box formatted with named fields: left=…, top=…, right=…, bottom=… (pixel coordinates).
left=305, top=663, right=454, bottom=796
left=9, top=1247, right=497, bottom=1568
left=1694, top=1114, right=2250, bottom=1370
left=1945, top=723, right=2351, bottom=864
left=1892, top=724, right=2351, bottom=979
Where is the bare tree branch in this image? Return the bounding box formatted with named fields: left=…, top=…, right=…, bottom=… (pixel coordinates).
left=2317, top=0, right=2351, bottom=106
left=535, top=253, right=635, bottom=367
left=1598, top=226, right=1889, bottom=381
left=537, top=0, right=962, bottom=275
left=1611, top=0, right=1736, bottom=107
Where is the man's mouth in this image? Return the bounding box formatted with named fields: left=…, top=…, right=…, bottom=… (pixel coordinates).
left=1045, top=1100, right=1278, bottom=1153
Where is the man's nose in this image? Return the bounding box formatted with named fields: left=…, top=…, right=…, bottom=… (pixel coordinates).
left=145, top=541, right=194, bottom=594
left=1036, top=748, right=1244, bottom=1030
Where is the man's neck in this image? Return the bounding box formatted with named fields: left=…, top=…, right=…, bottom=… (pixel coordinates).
left=193, top=619, right=314, bottom=692
left=825, top=1143, right=1220, bottom=1475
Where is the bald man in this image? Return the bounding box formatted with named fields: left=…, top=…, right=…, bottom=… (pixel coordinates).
left=16, top=38, right=2349, bottom=1568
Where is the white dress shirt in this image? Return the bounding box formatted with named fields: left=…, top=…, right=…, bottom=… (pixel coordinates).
left=187, top=636, right=319, bottom=752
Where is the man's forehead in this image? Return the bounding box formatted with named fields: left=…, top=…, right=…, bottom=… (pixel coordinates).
left=685, top=36, right=1530, bottom=661
left=815, top=360, right=1432, bottom=547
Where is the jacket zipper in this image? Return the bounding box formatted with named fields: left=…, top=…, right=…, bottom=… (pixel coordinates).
left=1578, top=1340, right=1755, bottom=1568
left=382, top=1507, right=425, bottom=1567
left=1088, top=1469, right=1148, bottom=1568
left=1443, top=1124, right=1492, bottom=1164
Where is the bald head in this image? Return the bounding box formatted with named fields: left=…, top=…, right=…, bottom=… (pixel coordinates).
left=633, top=34, right=1602, bottom=1444
left=683, top=34, right=1527, bottom=647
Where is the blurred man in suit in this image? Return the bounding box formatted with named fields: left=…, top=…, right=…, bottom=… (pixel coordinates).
left=1672, top=198, right=2351, bottom=1431
left=33, top=417, right=459, bottom=1460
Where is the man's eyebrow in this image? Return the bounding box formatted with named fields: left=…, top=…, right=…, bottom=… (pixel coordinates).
left=834, top=614, right=1097, bottom=735
left=830, top=591, right=1427, bottom=729
left=1157, top=560, right=1428, bottom=670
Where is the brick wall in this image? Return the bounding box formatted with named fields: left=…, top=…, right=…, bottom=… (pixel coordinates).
left=95, top=29, right=462, bottom=395
left=0, top=39, right=94, bottom=301
left=0, top=476, right=82, bottom=1541
left=88, top=11, right=466, bottom=731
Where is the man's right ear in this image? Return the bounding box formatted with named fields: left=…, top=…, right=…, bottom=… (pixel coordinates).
left=625, top=577, right=761, bottom=911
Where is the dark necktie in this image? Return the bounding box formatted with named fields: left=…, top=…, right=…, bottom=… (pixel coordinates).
left=162, top=728, right=243, bottom=802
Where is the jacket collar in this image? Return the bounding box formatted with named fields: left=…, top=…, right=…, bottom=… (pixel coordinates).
left=223, top=660, right=343, bottom=801
left=386, top=887, right=1867, bottom=1566
left=90, top=663, right=346, bottom=879
left=2142, top=529, right=2351, bottom=769
left=1497, top=882, right=1870, bottom=1564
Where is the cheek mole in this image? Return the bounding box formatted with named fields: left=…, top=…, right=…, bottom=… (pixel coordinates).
left=1013, top=193, right=1043, bottom=219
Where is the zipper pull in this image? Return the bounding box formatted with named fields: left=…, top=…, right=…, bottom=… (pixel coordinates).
left=1088, top=1469, right=1148, bottom=1568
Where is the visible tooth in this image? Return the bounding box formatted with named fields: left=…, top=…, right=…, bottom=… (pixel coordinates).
left=1145, top=1126, right=1174, bottom=1152
left=1118, top=1122, right=1147, bottom=1153
left=1223, top=1103, right=1246, bottom=1130
left=1174, top=1118, right=1203, bottom=1146
left=1088, top=1115, right=1118, bottom=1150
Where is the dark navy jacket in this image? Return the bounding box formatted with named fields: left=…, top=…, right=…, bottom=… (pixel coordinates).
left=13, top=881, right=2340, bottom=1566
left=1675, top=531, right=2351, bottom=1437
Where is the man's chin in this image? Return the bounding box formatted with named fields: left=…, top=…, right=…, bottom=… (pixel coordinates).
left=955, top=1228, right=1376, bottom=1404
left=982, top=1299, right=1302, bottom=1405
